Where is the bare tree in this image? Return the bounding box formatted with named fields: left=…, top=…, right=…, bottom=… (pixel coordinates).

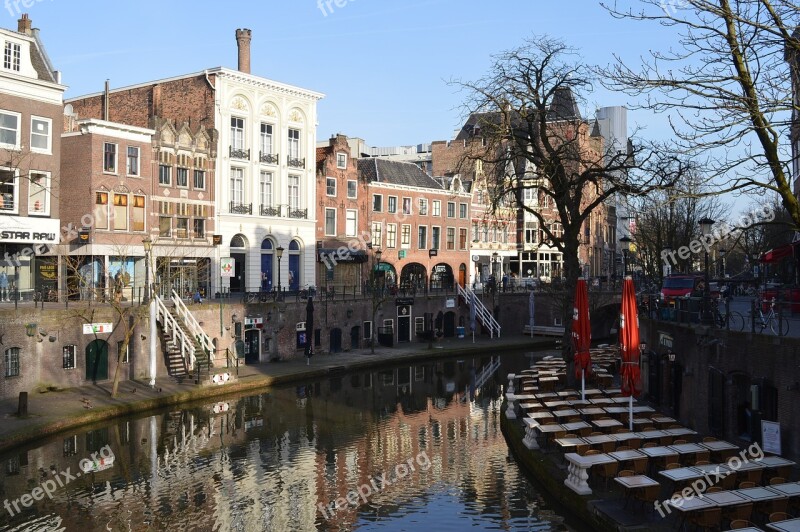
left=451, top=37, right=686, bottom=363
left=601, top=0, right=800, bottom=228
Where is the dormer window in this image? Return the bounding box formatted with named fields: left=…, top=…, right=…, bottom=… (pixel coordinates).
left=336, top=152, right=347, bottom=169
left=3, top=42, right=19, bottom=72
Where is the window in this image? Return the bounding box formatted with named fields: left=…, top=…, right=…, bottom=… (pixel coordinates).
left=176, top=217, right=188, bottom=239
left=432, top=200, right=441, bottom=217
left=176, top=167, right=188, bottom=187
left=372, top=194, right=383, bottom=212
left=4, top=347, right=19, bottom=377
left=30, top=117, right=51, bottom=153
left=418, top=198, right=428, bottom=215
left=325, top=208, right=337, bottom=236
left=337, top=152, right=347, bottom=169
left=28, top=172, right=48, bottom=215
left=159, top=216, right=171, bottom=237
left=62, top=345, right=76, bottom=370
left=231, top=117, right=245, bottom=150
left=401, top=224, right=411, bottom=246
left=415, top=317, right=425, bottom=335
left=288, top=175, right=300, bottom=210
left=230, top=168, right=244, bottom=205
left=402, top=197, right=412, bottom=215
left=158, top=165, right=171, bottom=186
left=388, top=196, right=397, bottom=214
left=447, top=202, right=455, bottom=218
left=103, top=143, right=117, bottom=173
left=346, top=210, right=357, bottom=237
left=94, top=192, right=108, bottom=229
left=477, top=189, right=485, bottom=204
left=126, top=146, right=139, bottom=175
left=113, top=194, right=128, bottom=230
left=502, top=226, right=508, bottom=244
left=3, top=42, right=19, bottom=71
left=132, top=195, right=145, bottom=231
left=118, top=341, right=129, bottom=365
left=432, top=227, right=441, bottom=249
left=260, top=123, right=273, bottom=155
left=446, top=227, right=455, bottom=250
left=473, top=223, right=479, bottom=241
left=326, top=177, right=336, bottom=196
left=386, top=223, right=397, bottom=248
left=371, top=222, right=382, bottom=247
left=0, top=111, right=18, bottom=148
left=482, top=224, right=488, bottom=242
left=459, top=228, right=468, bottom=250
left=347, top=180, right=357, bottom=199
left=418, top=226, right=427, bottom=249
left=259, top=171, right=273, bottom=207
left=459, top=203, right=468, bottom=219
left=193, top=218, right=205, bottom=238
left=288, top=128, right=300, bottom=159
left=193, top=170, right=205, bottom=190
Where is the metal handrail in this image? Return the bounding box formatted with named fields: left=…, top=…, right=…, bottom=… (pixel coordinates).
left=458, top=284, right=501, bottom=338
left=154, top=295, right=196, bottom=371
left=170, top=289, right=214, bottom=360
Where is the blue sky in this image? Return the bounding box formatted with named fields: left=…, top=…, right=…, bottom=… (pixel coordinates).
left=14, top=0, right=680, bottom=148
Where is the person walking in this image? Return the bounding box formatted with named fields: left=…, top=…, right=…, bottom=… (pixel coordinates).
left=0, top=271, right=7, bottom=301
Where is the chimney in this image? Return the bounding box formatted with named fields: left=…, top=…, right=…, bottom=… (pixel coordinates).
left=104, top=80, right=110, bottom=122
left=235, top=28, right=252, bottom=74
left=17, top=14, right=31, bottom=35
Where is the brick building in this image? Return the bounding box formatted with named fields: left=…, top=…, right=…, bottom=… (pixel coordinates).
left=315, top=134, right=369, bottom=289
left=0, top=15, right=65, bottom=302
left=65, top=28, right=323, bottom=296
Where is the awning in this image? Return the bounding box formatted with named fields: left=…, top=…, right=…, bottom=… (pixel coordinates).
left=760, top=243, right=797, bottom=264
left=317, top=248, right=368, bottom=264
left=374, top=262, right=394, bottom=272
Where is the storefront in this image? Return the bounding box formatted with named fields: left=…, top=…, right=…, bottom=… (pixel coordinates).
left=317, top=247, right=367, bottom=289
left=0, top=216, right=60, bottom=300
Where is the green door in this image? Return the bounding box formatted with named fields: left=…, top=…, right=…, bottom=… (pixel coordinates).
left=85, top=340, right=108, bottom=381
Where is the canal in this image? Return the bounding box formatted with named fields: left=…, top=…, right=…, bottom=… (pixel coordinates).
left=0, top=350, right=583, bottom=531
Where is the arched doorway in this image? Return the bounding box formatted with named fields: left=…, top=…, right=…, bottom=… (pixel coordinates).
left=399, top=263, right=426, bottom=292
left=260, top=238, right=274, bottom=292
left=229, top=234, right=247, bottom=293
left=431, top=263, right=454, bottom=290
left=373, top=262, right=397, bottom=291
left=458, top=263, right=467, bottom=288
left=85, top=340, right=108, bottom=381
left=330, top=328, right=342, bottom=353
left=288, top=240, right=301, bottom=291
left=443, top=312, right=456, bottom=337
left=350, top=326, right=360, bottom=350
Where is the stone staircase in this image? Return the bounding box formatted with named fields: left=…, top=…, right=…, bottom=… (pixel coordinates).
left=154, top=294, right=213, bottom=383
left=458, top=284, right=501, bottom=338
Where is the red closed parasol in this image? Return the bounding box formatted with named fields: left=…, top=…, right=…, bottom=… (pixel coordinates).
left=619, top=277, right=642, bottom=429
left=572, top=278, right=591, bottom=400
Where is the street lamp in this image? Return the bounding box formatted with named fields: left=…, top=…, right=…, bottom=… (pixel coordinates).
left=719, top=247, right=727, bottom=278
left=698, top=217, right=715, bottom=324
left=620, top=236, right=632, bottom=277
left=142, top=236, right=152, bottom=303
left=492, top=251, right=499, bottom=279
left=276, top=246, right=284, bottom=299
left=371, top=248, right=383, bottom=354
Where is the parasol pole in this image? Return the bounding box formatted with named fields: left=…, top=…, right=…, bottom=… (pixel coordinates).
left=629, top=394, right=633, bottom=431
left=581, top=367, right=585, bottom=401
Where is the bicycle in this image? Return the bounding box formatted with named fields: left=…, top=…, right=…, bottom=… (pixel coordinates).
left=754, top=298, right=790, bottom=336
left=243, top=290, right=277, bottom=304
left=710, top=298, right=744, bottom=331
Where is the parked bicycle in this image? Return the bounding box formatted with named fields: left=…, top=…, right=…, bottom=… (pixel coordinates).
left=243, top=290, right=278, bottom=304
left=754, top=298, right=789, bottom=336
left=710, top=298, right=744, bottom=331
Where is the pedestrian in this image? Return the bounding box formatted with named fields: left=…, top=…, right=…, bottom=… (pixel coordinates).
left=193, top=290, right=202, bottom=304
left=0, top=271, right=7, bottom=302
left=502, top=273, right=508, bottom=293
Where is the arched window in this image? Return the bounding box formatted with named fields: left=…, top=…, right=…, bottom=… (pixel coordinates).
left=230, top=235, right=246, bottom=249
left=260, top=238, right=274, bottom=291
left=288, top=240, right=301, bottom=291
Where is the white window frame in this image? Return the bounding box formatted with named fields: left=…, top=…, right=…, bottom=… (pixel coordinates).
left=372, top=194, right=383, bottom=212
left=336, top=152, right=347, bottom=169
left=126, top=146, right=140, bottom=176
left=193, top=169, right=206, bottom=190
left=0, top=168, right=18, bottom=215
left=371, top=221, right=382, bottom=247
left=418, top=225, right=427, bottom=249
left=347, top=180, right=357, bottom=199
left=132, top=195, right=145, bottom=232
left=176, top=167, right=189, bottom=188
left=30, top=116, right=52, bottom=154
left=418, top=198, right=428, bottom=215
left=388, top=196, right=397, bottom=214
left=459, top=203, right=468, bottom=219
left=446, top=227, right=456, bottom=250
left=259, top=171, right=273, bottom=208
left=288, top=174, right=300, bottom=210
left=447, top=201, right=456, bottom=218
left=4, top=347, right=19, bottom=378
left=230, top=167, right=244, bottom=205
left=432, top=200, right=441, bottom=217
left=94, top=191, right=109, bottom=229
left=159, top=216, right=171, bottom=237
left=402, top=197, right=412, bottom=215
left=0, top=110, right=19, bottom=150
left=401, top=224, right=411, bottom=247
left=231, top=116, right=245, bottom=150
left=158, top=164, right=171, bottom=186
left=325, top=208, right=337, bottom=236
left=3, top=42, right=20, bottom=72
left=431, top=226, right=441, bottom=249
left=288, top=128, right=300, bottom=159
left=386, top=223, right=397, bottom=248
left=113, top=193, right=128, bottom=231
left=326, top=177, right=336, bottom=197
left=27, top=171, right=49, bottom=216
left=260, top=122, right=273, bottom=155
left=345, top=209, right=357, bottom=237
left=103, top=142, right=117, bottom=174
left=63, top=345, right=76, bottom=370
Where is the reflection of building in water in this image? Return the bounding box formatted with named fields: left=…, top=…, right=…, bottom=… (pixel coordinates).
left=0, top=356, right=518, bottom=531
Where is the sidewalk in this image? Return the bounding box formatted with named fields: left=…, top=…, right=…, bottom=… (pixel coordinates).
left=0, top=334, right=556, bottom=454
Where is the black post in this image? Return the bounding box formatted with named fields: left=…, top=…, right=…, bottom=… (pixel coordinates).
left=17, top=392, right=27, bottom=417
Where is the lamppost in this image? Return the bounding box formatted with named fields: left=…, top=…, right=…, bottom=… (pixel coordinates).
left=699, top=217, right=715, bottom=324
left=142, top=236, right=152, bottom=303
left=719, top=247, right=727, bottom=279
left=620, top=236, right=632, bottom=277
left=371, top=248, right=382, bottom=354
left=276, top=246, right=284, bottom=300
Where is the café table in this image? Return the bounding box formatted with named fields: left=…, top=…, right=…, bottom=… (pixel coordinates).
left=666, top=495, right=714, bottom=512
left=768, top=483, right=800, bottom=498
left=583, top=388, right=603, bottom=396
left=669, top=443, right=707, bottom=456
left=637, top=430, right=669, bottom=440
left=592, top=418, right=623, bottom=429
left=557, top=391, right=579, bottom=397
left=555, top=437, right=586, bottom=453
left=612, top=397, right=637, bottom=404
left=578, top=407, right=607, bottom=418
left=564, top=452, right=616, bottom=495
left=640, top=446, right=679, bottom=459
left=588, top=398, right=615, bottom=405
left=692, top=463, right=732, bottom=476
left=631, top=405, right=656, bottom=414
left=584, top=434, right=615, bottom=446
left=603, top=406, right=630, bottom=416
left=552, top=409, right=580, bottom=419
left=518, top=402, right=541, bottom=411
left=658, top=466, right=706, bottom=483
left=535, top=392, right=559, bottom=399
left=604, top=388, right=622, bottom=395
left=664, top=427, right=698, bottom=437
left=760, top=456, right=796, bottom=468
left=609, top=432, right=639, bottom=442
left=544, top=400, right=570, bottom=408
left=703, top=490, right=750, bottom=507
left=609, top=449, right=646, bottom=462
left=735, top=486, right=787, bottom=503
left=702, top=440, right=741, bottom=461
left=651, top=415, right=678, bottom=426
left=513, top=394, right=538, bottom=401
left=561, top=421, right=591, bottom=433
left=615, top=474, right=660, bottom=491
left=526, top=411, right=555, bottom=421
left=568, top=399, right=593, bottom=406
left=767, top=517, right=800, bottom=531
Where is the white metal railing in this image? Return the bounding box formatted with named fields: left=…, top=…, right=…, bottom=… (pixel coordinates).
left=155, top=295, right=196, bottom=371
left=170, top=289, right=214, bottom=359
left=475, top=356, right=501, bottom=389
left=458, top=285, right=501, bottom=338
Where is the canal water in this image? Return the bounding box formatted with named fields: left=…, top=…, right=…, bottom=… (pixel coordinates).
left=0, top=350, right=582, bottom=531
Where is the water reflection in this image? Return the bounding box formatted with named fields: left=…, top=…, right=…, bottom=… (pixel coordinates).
left=0, top=352, right=573, bottom=531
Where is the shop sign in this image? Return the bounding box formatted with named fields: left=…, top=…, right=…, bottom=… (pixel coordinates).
left=220, top=257, right=235, bottom=278
left=212, top=234, right=223, bottom=246
left=395, top=297, right=414, bottom=306
left=0, top=216, right=60, bottom=244
left=658, top=332, right=673, bottom=349
left=83, top=323, right=113, bottom=334
left=429, top=249, right=438, bottom=257
left=445, top=297, right=456, bottom=308
left=245, top=317, right=264, bottom=329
